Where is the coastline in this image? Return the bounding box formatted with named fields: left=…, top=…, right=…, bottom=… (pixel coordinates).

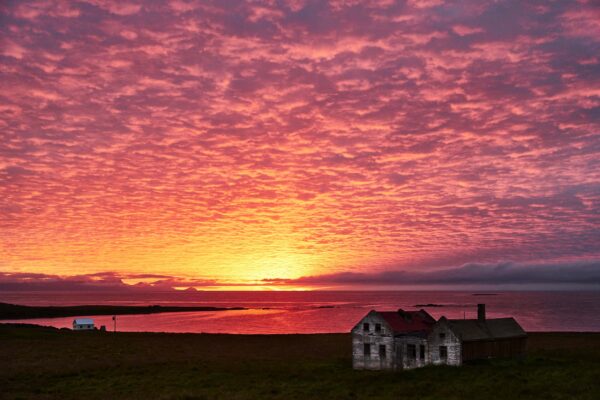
left=0, top=302, right=246, bottom=320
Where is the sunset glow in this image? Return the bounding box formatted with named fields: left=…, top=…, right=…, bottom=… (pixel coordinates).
left=1, top=0, right=599, bottom=290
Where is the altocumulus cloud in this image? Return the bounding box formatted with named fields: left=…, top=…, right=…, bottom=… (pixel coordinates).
left=0, top=0, right=599, bottom=282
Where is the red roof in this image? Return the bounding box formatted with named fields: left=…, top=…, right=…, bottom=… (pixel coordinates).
left=377, top=309, right=436, bottom=334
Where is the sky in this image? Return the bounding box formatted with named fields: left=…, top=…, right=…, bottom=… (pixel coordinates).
left=1, top=0, right=599, bottom=291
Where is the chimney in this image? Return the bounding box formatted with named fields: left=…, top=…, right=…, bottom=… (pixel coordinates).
left=477, top=304, right=486, bottom=322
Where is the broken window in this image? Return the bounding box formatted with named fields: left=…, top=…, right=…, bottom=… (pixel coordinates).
left=440, top=346, right=448, bottom=361
left=375, top=323, right=381, bottom=333
left=379, top=344, right=386, bottom=359
left=420, top=344, right=425, bottom=359
left=363, top=323, right=370, bottom=331
left=439, top=333, right=446, bottom=340
left=364, top=343, right=371, bottom=357
left=407, top=344, right=417, bottom=360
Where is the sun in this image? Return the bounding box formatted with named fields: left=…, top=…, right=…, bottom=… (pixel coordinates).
left=225, top=251, right=313, bottom=281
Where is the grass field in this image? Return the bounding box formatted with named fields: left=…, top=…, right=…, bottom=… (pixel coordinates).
left=1, top=324, right=599, bottom=399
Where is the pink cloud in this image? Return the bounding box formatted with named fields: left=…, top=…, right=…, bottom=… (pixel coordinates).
left=452, top=24, right=484, bottom=36
left=1, top=40, right=26, bottom=59
left=91, top=1, right=142, bottom=16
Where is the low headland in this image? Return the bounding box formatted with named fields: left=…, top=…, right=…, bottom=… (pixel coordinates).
left=1, top=323, right=598, bottom=399
left=0, top=302, right=245, bottom=320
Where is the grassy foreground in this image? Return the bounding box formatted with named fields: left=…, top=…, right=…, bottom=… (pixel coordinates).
left=1, top=324, right=599, bottom=400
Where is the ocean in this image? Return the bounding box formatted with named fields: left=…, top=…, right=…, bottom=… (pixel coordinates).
left=1, top=290, right=599, bottom=334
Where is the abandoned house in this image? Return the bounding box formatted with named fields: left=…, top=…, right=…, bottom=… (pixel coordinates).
left=352, top=304, right=526, bottom=370
left=351, top=309, right=436, bottom=370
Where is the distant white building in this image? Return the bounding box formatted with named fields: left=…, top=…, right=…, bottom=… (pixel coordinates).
left=73, top=318, right=94, bottom=330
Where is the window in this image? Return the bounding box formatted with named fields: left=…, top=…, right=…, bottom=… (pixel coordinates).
left=439, top=346, right=448, bottom=360
left=363, top=323, right=370, bottom=331
left=375, top=323, right=381, bottom=333
left=364, top=343, right=371, bottom=357
left=420, top=345, right=425, bottom=360
left=379, top=345, right=386, bottom=359
left=407, top=344, right=417, bottom=360
left=439, top=333, right=446, bottom=340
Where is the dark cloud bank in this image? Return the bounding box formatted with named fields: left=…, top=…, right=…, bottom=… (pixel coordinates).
left=269, top=261, right=600, bottom=287
left=0, top=271, right=218, bottom=292
left=2, top=261, right=599, bottom=291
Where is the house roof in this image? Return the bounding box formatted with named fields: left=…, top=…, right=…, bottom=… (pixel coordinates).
left=444, top=318, right=526, bottom=342
left=73, top=318, right=94, bottom=325
left=377, top=309, right=436, bottom=335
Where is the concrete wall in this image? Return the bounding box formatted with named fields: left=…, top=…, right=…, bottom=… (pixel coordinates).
left=428, top=321, right=462, bottom=366
left=352, top=312, right=396, bottom=370
left=395, top=336, right=429, bottom=369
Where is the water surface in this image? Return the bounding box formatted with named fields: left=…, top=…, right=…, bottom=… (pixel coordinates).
left=1, top=291, right=598, bottom=333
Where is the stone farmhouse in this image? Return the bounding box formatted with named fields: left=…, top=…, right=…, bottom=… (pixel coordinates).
left=352, top=309, right=436, bottom=370
left=352, top=304, right=526, bottom=370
